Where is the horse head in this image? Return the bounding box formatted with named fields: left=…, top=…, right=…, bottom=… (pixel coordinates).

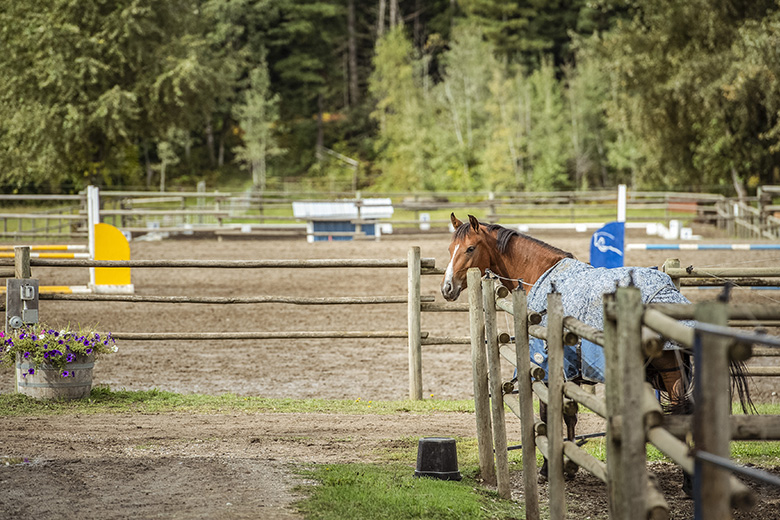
left=441, top=213, right=495, bottom=301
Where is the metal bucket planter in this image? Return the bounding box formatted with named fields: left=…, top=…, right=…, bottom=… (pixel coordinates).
left=15, top=353, right=95, bottom=400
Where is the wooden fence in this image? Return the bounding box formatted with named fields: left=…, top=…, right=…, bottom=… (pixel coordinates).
left=2, top=245, right=465, bottom=400
left=6, top=186, right=780, bottom=239
left=469, top=269, right=780, bottom=519
left=3, top=248, right=780, bottom=396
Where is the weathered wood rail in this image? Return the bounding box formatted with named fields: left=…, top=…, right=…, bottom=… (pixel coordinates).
left=468, top=268, right=780, bottom=518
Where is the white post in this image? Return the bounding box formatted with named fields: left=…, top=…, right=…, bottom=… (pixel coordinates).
left=87, top=186, right=100, bottom=287
left=617, top=184, right=627, bottom=223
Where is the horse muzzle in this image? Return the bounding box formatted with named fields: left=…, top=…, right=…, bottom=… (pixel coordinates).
left=441, top=280, right=463, bottom=302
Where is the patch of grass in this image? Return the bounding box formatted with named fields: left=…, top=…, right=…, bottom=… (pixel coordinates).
left=0, top=386, right=475, bottom=416
left=295, top=463, right=522, bottom=520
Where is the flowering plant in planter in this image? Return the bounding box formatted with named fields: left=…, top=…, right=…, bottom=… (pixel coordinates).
left=1, top=324, right=118, bottom=378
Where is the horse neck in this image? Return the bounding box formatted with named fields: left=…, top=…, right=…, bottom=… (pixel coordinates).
left=488, top=232, right=567, bottom=291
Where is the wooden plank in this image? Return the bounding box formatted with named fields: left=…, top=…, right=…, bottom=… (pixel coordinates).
left=546, top=292, right=566, bottom=520
left=648, top=303, right=780, bottom=321
left=483, top=277, right=511, bottom=500
left=563, top=381, right=606, bottom=418
left=513, top=288, right=540, bottom=520
left=40, top=294, right=430, bottom=305
left=14, top=246, right=31, bottom=279
left=663, top=414, right=780, bottom=441
left=110, top=330, right=419, bottom=340
left=694, top=302, right=736, bottom=519
left=5, top=258, right=438, bottom=269
left=468, top=268, right=495, bottom=486
left=643, top=308, right=694, bottom=347
left=407, top=247, right=422, bottom=400
left=603, top=292, right=624, bottom=518
left=562, top=440, right=608, bottom=483
left=617, top=287, right=648, bottom=519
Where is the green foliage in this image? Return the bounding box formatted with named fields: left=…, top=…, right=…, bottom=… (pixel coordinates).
left=232, top=52, right=285, bottom=190
left=2, top=0, right=778, bottom=194
left=591, top=0, right=780, bottom=191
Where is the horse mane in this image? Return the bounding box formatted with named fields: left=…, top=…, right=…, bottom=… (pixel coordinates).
left=454, top=220, right=574, bottom=258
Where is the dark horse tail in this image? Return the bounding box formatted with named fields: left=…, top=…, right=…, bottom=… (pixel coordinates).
left=647, top=353, right=755, bottom=415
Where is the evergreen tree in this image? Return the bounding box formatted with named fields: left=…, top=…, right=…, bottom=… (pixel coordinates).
left=232, top=56, right=285, bottom=191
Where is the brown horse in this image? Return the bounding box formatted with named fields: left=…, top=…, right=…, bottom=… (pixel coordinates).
left=441, top=213, right=688, bottom=405
left=441, top=214, right=748, bottom=487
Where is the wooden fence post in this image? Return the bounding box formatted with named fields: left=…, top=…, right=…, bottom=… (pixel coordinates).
left=407, top=246, right=422, bottom=400
left=483, top=276, right=511, bottom=499
left=662, top=258, right=682, bottom=290
left=616, top=286, right=648, bottom=518
left=546, top=291, right=566, bottom=520
left=468, top=268, right=496, bottom=485
left=14, top=246, right=31, bottom=279
left=694, top=302, right=731, bottom=520
left=603, top=291, right=625, bottom=518
left=513, top=287, right=540, bottom=520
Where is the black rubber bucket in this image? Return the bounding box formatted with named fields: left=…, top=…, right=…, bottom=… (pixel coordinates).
left=414, top=437, right=462, bottom=481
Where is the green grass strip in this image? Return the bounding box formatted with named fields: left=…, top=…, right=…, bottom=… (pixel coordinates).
left=0, top=386, right=475, bottom=416
left=295, top=463, right=522, bottom=520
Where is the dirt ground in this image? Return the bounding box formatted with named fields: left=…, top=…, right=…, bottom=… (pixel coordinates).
left=2, top=224, right=779, bottom=518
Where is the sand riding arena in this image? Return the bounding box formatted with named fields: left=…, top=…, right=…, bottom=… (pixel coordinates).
left=1, top=228, right=779, bottom=519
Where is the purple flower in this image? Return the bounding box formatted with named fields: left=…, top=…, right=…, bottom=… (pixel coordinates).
left=85, top=348, right=93, bottom=355
left=61, top=371, right=70, bottom=377
left=27, top=368, right=34, bottom=376
left=23, top=352, right=30, bottom=359
left=66, top=353, right=76, bottom=363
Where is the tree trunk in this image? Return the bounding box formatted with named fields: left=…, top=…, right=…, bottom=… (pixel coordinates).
left=348, top=0, right=360, bottom=106
left=143, top=142, right=154, bottom=188
left=731, top=165, right=747, bottom=201
left=377, top=0, right=386, bottom=37
left=389, top=0, right=399, bottom=28
left=413, top=0, right=422, bottom=47
left=205, top=120, right=216, bottom=167
left=316, top=92, right=325, bottom=157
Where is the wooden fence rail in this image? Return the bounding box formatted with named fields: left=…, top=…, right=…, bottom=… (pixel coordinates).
left=5, top=186, right=780, bottom=239
left=469, top=270, right=780, bottom=519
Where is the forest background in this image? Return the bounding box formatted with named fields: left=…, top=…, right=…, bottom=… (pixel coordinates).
left=2, top=0, right=779, bottom=196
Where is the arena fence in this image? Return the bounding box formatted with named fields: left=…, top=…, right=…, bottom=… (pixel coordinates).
left=6, top=184, right=780, bottom=240
left=468, top=268, right=780, bottom=518
left=3, top=247, right=780, bottom=398
left=3, top=246, right=461, bottom=400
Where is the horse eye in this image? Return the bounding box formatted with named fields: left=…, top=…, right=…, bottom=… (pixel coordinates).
left=466, top=246, right=476, bottom=254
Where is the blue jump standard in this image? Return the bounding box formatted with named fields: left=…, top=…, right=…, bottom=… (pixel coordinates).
left=627, top=244, right=780, bottom=251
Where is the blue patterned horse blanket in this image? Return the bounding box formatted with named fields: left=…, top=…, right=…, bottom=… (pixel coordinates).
left=526, top=258, right=690, bottom=383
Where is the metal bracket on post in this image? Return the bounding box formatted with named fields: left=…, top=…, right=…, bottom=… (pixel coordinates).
left=6, top=245, right=38, bottom=333
left=6, top=279, right=39, bottom=332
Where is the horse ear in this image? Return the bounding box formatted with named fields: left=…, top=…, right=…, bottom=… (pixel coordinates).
left=468, top=215, right=480, bottom=233
left=450, top=213, right=463, bottom=229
